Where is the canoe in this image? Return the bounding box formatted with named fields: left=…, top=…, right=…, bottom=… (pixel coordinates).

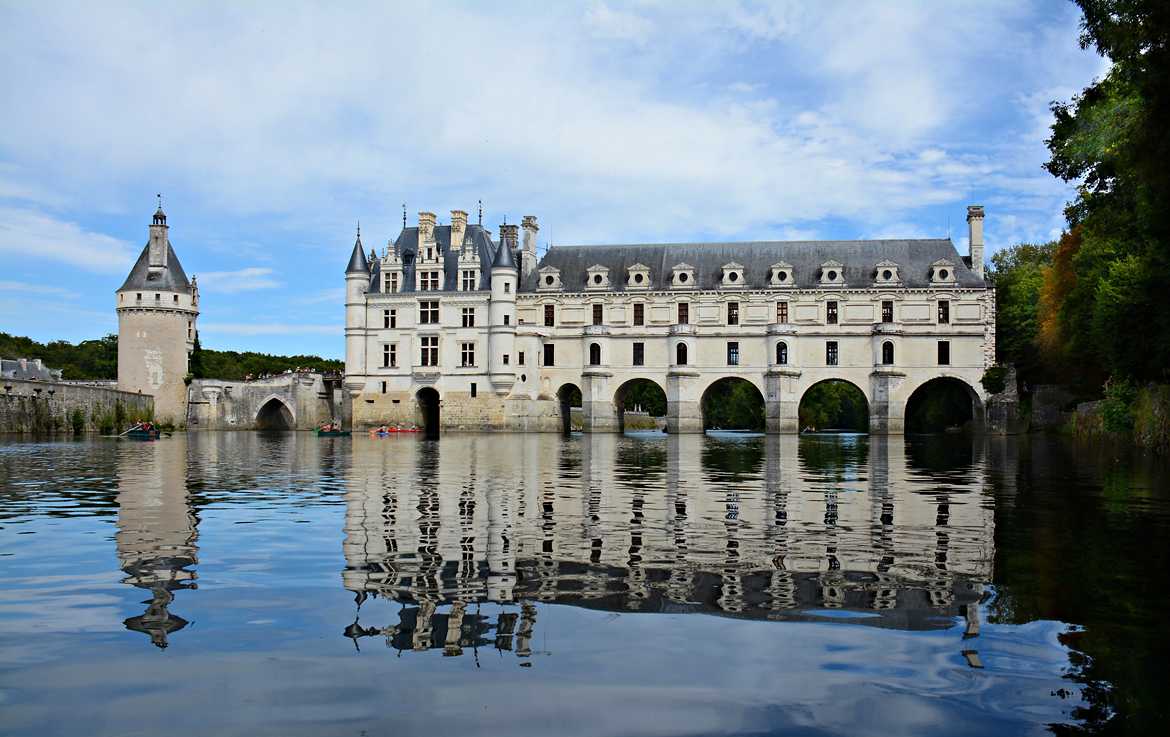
left=369, top=428, right=420, bottom=436
left=124, top=428, right=160, bottom=440
left=314, top=429, right=351, bottom=437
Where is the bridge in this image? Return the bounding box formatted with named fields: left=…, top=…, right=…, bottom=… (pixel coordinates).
left=187, top=372, right=345, bottom=430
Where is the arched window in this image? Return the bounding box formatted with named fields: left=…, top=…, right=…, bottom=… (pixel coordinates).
left=776, top=341, right=788, bottom=365
left=676, top=342, right=688, bottom=366
left=589, top=343, right=601, bottom=366
left=882, top=341, right=894, bottom=366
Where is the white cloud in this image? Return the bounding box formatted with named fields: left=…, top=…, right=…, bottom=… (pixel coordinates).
left=0, top=280, right=78, bottom=298
left=197, top=267, right=281, bottom=293
left=0, top=207, right=137, bottom=274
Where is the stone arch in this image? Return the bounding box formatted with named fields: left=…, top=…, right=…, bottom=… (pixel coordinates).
left=613, top=377, right=667, bottom=433
left=903, top=376, right=984, bottom=434
left=255, top=396, right=295, bottom=430
left=557, top=382, right=582, bottom=435
left=700, top=376, right=766, bottom=431
left=797, top=378, right=870, bottom=433
left=416, top=387, right=440, bottom=439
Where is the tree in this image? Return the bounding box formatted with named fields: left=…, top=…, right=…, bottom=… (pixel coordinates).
left=990, top=242, right=1055, bottom=385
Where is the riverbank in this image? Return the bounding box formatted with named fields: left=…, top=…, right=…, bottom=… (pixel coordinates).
left=1067, top=383, right=1170, bottom=455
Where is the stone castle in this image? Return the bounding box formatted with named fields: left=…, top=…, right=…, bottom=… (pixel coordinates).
left=344, top=206, right=994, bottom=434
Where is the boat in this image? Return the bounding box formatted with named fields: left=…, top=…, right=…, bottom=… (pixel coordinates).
left=369, top=427, right=421, bottom=436
left=314, top=428, right=352, bottom=437
left=123, top=427, right=160, bottom=440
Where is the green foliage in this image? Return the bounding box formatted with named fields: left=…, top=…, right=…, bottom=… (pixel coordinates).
left=798, top=381, right=868, bottom=431
left=189, top=331, right=206, bottom=379
left=989, top=242, right=1053, bottom=384
left=69, top=407, right=85, bottom=435
left=0, top=332, right=342, bottom=381
left=981, top=366, right=1007, bottom=395
left=905, top=381, right=974, bottom=434
left=1101, top=378, right=1137, bottom=433
left=703, top=379, right=765, bottom=430
left=618, top=380, right=666, bottom=416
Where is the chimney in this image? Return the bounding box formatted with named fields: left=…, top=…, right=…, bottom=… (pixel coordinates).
left=149, top=205, right=169, bottom=269
left=450, top=209, right=468, bottom=252
left=499, top=223, right=519, bottom=250
left=966, top=205, right=985, bottom=279
left=418, top=211, right=436, bottom=244
left=521, top=215, right=539, bottom=277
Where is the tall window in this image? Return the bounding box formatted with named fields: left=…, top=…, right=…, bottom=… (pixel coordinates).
left=728, top=302, right=739, bottom=326
left=504, top=314, right=510, bottom=325
left=461, top=307, right=475, bottom=328
left=827, top=301, right=838, bottom=325
left=938, top=300, right=950, bottom=324
left=420, top=336, right=438, bottom=366
left=676, top=343, right=688, bottom=366
left=518, top=351, right=525, bottom=366
left=419, top=300, right=439, bottom=324
left=776, top=342, right=788, bottom=365
left=633, top=342, right=644, bottom=366
left=384, top=309, right=398, bottom=329
left=678, top=302, right=689, bottom=324
left=589, top=343, right=601, bottom=366
left=727, top=341, right=740, bottom=366
left=634, top=303, right=645, bottom=326
left=593, top=303, right=603, bottom=325
left=882, top=341, right=894, bottom=365
left=461, top=342, right=475, bottom=367
left=776, top=302, right=788, bottom=324
left=938, top=341, right=950, bottom=365
left=471, top=382, right=477, bottom=398
left=543, top=344, right=555, bottom=367
left=388, top=273, right=399, bottom=293
left=544, top=304, right=555, bottom=327
left=882, top=301, right=893, bottom=323
left=461, top=270, right=477, bottom=291
left=187, top=321, right=192, bottom=339
left=420, top=271, right=440, bottom=291
left=383, top=344, right=397, bottom=368
left=826, top=341, right=839, bottom=366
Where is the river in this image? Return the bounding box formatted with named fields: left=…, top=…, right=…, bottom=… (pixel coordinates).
left=0, top=432, right=1166, bottom=736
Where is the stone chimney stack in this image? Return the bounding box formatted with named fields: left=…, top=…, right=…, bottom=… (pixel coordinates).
left=149, top=204, right=169, bottom=268
left=450, top=210, right=468, bottom=252
left=966, top=205, right=985, bottom=279
left=521, top=215, right=539, bottom=277
left=418, top=211, right=436, bottom=244
left=499, top=223, right=519, bottom=251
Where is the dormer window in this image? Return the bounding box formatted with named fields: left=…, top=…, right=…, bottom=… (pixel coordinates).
left=819, top=260, right=845, bottom=286
left=721, top=262, right=745, bottom=289
left=626, top=263, right=651, bottom=290
left=585, top=264, right=611, bottom=291
left=769, top=261, right=794, bottom=287
left=874, top=259, right=901, bottom=285
left=929, top=259, right=956, bottom=285
left=537, top=266, right=562, bottom=292
left=671, top=263, right=695, bottom=289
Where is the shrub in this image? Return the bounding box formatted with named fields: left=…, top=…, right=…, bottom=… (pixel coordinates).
left=981, top=366, right=1008, bottom=395
left=70, top=407, right=85, bottom=435
left=1101, top=378, right=1137, bottom=433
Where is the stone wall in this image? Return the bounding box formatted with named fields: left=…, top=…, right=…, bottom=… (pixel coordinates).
left=0, top=379, right=153, bottom=434
left=187, top=373, right=340, bottom=430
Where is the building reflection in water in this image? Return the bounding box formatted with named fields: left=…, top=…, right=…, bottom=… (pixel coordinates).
left=342, top=433, right=996, bottom=662
left=114, top=434, right=198, bottom=649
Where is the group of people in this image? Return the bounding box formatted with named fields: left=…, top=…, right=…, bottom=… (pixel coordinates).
left=368, top=423, right=419, bottom=434
left=318, top=420, right=342, bottom=432
left=244, top=367, right=318, bottom=382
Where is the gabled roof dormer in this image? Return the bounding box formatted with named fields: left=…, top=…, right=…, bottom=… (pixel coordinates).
left=819, top=259, right=845, bottom=287
left=671, top=262, right=695, bottom=289
left=929, top=258, right=956, bottom=285
left=537, top=265, right=562, bottom=291
left=721, top=261, right=746, bottom=289
left=585, top=264, right=611, bottom=291
left=769, top=261, right=794, bottom=288
left=626, top=262, right=651, bottom=290
left=874, top=259, right=901, bottom=286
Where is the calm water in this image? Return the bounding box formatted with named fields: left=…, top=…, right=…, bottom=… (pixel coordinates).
left=1, top=432, right=1167, bottom=736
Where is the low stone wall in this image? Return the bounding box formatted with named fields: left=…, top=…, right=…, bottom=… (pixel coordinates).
left=0, top=379, right=153, bottom=434
left=187, top=374, right=339, bottom=430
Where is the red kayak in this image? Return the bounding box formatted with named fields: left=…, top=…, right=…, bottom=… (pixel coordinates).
left=370, top=428, right=420, bottom=436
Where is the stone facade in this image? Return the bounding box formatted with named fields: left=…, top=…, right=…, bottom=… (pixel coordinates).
left=345, top=206, right=996, bottom=434
left=186, top=373, right=343, bottom=430
left=0, top=378, right=153, bottom=433
left=116, top=204, right=199, bottom=424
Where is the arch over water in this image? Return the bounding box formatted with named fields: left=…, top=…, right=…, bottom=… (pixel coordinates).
left=700, top=377, right=765, bottom=431
left=416, top=387, right=440, bottom=439
left=614, top=378, right=667, bottom=433
left=904, top=377, right=982, bottom=434
left=557, top=382, right=582, bottom=435
left=255, top=397, right=294, bottom=430
left=798, top=379, right=870, bottom=433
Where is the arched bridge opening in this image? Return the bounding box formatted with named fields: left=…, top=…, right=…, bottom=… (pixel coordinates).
left=905, top=377, right=982, bottom=434
left=701, top=377, right=765, bottom=432
left=614, top=378, right=667, bottom=433
left=255, top=397, right=294, bottom=431
left=557, top=383, right=582, bottom=436
left=416, top=388, right=440, bottom=440
left=799, top=380, right=869, bottom=433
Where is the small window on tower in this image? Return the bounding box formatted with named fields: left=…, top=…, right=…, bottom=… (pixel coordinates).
left=173, top=295, right=178, bottom=303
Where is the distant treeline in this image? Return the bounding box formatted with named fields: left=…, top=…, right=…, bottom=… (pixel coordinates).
left=0, top=332, right=342, bottom=382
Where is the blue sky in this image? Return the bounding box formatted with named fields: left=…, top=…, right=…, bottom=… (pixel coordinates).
left=0, top=1, right=1106, bottom=359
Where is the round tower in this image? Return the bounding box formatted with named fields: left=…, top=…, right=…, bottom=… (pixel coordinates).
left=487, top=226, right=518, bottom=392
left=344, top=224, right=370, bottom=395
left=115, top=200, right=199, bottom=424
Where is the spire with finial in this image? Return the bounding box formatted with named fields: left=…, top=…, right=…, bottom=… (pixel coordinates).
left=478, top=199, right=483, bottom=226
left=402, top=203, right=407, bottom=229
left=152, top=193, right=167, bottom=226
left=346, top=218, right=369, bottom=274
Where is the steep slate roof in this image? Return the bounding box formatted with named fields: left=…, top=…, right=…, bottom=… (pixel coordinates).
left=346, top=235, right=369, bottom=274
left=367, top=224, right=500, bottom=293
left=523, top=239, right=983, bottom=292
left=118, top=242, right=191, bottom=292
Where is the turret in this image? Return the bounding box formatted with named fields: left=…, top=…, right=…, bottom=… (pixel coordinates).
left=344, top=224, right=369, bottom=389
left=487, top=234, right=517, bottom=391
left=967, top=205, right=985, bottom=279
